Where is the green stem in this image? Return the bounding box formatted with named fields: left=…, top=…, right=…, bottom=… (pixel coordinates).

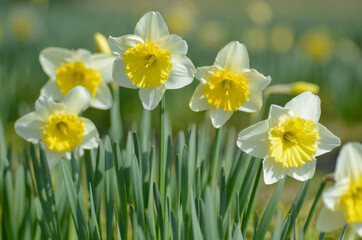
left=209, top=128, right=221, bottom=186
left=303, top=181, right=327, bottom=235
left=159, top=96, right=166, bottom=208
left=241, top=159, right=262, bottom=235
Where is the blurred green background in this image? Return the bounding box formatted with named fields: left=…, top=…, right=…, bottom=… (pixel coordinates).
left=0, top=0, right=361, bottom=170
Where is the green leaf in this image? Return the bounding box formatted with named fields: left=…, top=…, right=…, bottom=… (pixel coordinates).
left=255, top=177, right=285, bottom=240
left=271, top=210, right=283, bottom=240
left=104, top=136, right=114, bottom=240
left=201, top=188, right=219, bottom=240
left=110, top=87, right=124, bottom=144
left=60, top=160, right=88, bottom=240
left=131, top=155, right=145, bottom=227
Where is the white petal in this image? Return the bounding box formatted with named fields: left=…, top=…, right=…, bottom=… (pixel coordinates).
left=189, top=84, right=210, bottom=112
left=35, top=97, right=66, bottom=119
left=134, top=11, right=169, bottom=42
left=352, top=223, right=362, bottom=237
left=284, top=91, right=321, bottom=123
left=322, top=181, right=349, bottom=211
left=108, top=35, right=144, bottom=55
left=40, top=78, right=63, bottom=100
left=80, top=118, right=99, bottom=149
left=335, top=142, right=362, bottom=183
left=165, top=55, right=195, bottom=89
left=91, top=82, right=112, bottom=110
left=39, top=47, right=71, bottom=77
left=209, top=108, right=233, bottom=128
left=139, top=85, right=166, bottom=110
left=195, top=65, right=217, bottom=84
left=286, top=159, right=316, bottom=181
left=215, top=41, right=249, bottom=72
left=90, top=53, right=116, bottom=83
left=263, top=156, right=286, bottom=185
left=315, top=123, right=341, bottom=157
left=267, top=105, right=292, bottom=128
left=45, top=148, right=65, bottom=168
left=62, top=86, right=91, bottom=114
left=242, top=69, right=271, bottom=92
left=158, top=34, right=188, bottom=55
left=112, top=57, right=138, bottom=89
left=72, top=49, right=92, bottom=64
left=316, top=206, right=346, bottom=233
left=237, top=120, right=269, bottom=159
left=238, top=91, right=262, bottom=112
left=15, top=112, right=44, bottom=143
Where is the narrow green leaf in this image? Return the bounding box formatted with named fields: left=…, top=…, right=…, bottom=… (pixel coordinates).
left=88, top=184, right=101, bottom=240
left=190, top=190, right=203, bottom=240
left=201, top=188, right=219, bottom=240
left=104, top=136, right=114, bottom=240
left=131, top=155, right=145, bottom=227
left=271, top=210, right=283, bottom=240
left=110, top=87, right=124, bottom=144
left=255, top=177, right=285, bottom=240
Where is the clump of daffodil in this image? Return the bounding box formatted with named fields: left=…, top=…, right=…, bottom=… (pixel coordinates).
left=164, top=1, right=197, bottom=36
left=189, top=41, right=271, bottom=128
left=108, top=11, right=196, bottom=110
left=265, top=81, right=319, bottom=96
left=15, top=86, right=99, bottom=167
left=94, top=32, right=112, bottom=54
left=39, top=47, right=115, bottom=110
left=198, top=21, right=227, bottom=49
left=244, top=27, right=268, bottom=53
left=247, top=1, right=273, bottom=26
left=237, top=91, right=340, bottom=184
left=270, top=25, right=295, bottom=53
left=316, top=142, right=362, bottom=237
left=301, top=30, right=333, bottom=62
left=8, top=5, right=43, bottom=42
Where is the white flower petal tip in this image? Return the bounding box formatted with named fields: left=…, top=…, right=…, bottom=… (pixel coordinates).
left=139, top=86, right=166, bottom=110
left=62, top=86, right=91, bottom=114
left=285, top=91, right=321, bottom=122
left=134, top=11, right=169, bottom=42
left=189, top=84, right=209, bottom=112
left=209, top=108, right=233, bottom=128
left=316, top=206, right=347, bottom=233
left=335, top=141, right=362, bottom=182
left=39, top=47, right=71, bottom=76
left=215, top=41, right=250, bottom=72
left=262, top=157, right=286, bottom=185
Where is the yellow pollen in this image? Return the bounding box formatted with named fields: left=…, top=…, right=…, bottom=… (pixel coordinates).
left=341, top=177, right=362, bottom=223
left=123, top=40, right=172, bottom=88
left=268, top=116, right=319, bottom=168
left=56, top=61, right=102, bottom=97
left=42, top=114, right=85, bottom=152
left=203, top=70, right=249, bottom=111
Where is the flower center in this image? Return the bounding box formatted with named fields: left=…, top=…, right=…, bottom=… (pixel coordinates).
left=56, top=61, right=102, bottom=97
left=123, top=40, right=172, bottom=88
left=42, top=114, right=85, bottom=152
left=341, top=177, right=362, bottom=223
left=203, top=70, right=249, bottom=111
left=268, top=116, right=319, bottom=168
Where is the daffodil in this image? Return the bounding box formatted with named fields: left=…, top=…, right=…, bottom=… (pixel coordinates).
left=39, top=47, right=115, bottom=110
left=108, top=11, right=196, bottom=110
left=316, top=142, right=362, bottom=237
left=15, top=86, right=99, bottom=167
left=189, top=41, right=271, bottom=128
left=237, top=91, right=340, bottom=184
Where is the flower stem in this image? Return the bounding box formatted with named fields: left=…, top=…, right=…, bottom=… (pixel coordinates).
left=303, top=181, right=327, bottom=235
left=159, top=95, right=166, bottom=207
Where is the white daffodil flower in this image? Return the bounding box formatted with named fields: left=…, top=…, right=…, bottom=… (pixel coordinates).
left=189, top=41, right=271, bottom=128
left=237, top=91, right=340, bottom=184
left=316, top=142, right=362, bottom=237
left=108, top=11, right=196, bottom=110
left=15, top=86, right=99, bottom=167
left=39, top=47, right=115, bottom=110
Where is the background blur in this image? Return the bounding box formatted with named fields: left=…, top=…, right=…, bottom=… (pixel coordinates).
left=0, top=0, right=361, bottom=172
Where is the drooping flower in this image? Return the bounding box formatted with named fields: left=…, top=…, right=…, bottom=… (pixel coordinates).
left=237, top=91, right=340, bottom=184
left=316, top=142, right=362, bottom=237
left=15, top=86, right=99, bottom=167
left=108, top=11, right=196, bottom=110
left=39, top=47, right=115, bottom=110
left=189, top=41, right=271, bottom=128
